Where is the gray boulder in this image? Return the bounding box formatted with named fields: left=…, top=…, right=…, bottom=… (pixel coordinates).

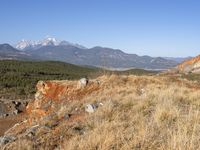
left=0, top=136, right=16, bottom=146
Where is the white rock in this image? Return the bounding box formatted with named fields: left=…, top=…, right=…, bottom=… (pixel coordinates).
left=141, top=89, right=145, bottom=94
left=78, top=78, right=88, bottom=88
left=85, top=104, right=96, bottom=113
left=99, top=102, right=104, bottom=106
left=0, top=136, right=16, bottom=145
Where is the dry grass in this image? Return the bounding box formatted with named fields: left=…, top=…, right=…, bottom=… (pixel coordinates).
left=3, top=74, right=200, bottom=150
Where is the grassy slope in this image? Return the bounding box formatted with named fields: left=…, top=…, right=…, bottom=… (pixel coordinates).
left=4, top=75, right=200, bottom=150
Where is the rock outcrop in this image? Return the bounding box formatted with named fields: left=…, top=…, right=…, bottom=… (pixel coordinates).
left=3, top=78, right=101, bottom=138
left=177, top=55, right=200, bottom=73
left=26, top=79, right=99, bottom=123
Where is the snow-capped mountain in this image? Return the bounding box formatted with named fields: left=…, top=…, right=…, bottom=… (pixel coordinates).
left=38, top=37, right=61, bottom=46
left=15, top=39, right=36, bottom=50
left=15, top=37, right=86, bottom=50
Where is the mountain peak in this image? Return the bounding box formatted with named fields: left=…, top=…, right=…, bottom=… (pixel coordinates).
left=15, top=40, right=35, bottom=50
left=0, top=43, right=21, bottom=52
left=39, top=37, right=61, bottom=46
left=15, top=37, right=86, bottom=50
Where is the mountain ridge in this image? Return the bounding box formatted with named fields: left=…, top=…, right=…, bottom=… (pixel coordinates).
left=0, top=39, right=180, bottom=70
left=25, top=44, right=177, bottom=69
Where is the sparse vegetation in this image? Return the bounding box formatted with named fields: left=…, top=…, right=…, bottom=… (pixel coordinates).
left=182, top=73, right=200, bottom=82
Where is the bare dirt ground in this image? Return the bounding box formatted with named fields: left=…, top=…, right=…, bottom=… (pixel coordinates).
left=0, top=114, right=25, bottom=136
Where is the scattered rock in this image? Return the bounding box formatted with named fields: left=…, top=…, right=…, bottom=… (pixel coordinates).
left=99, top=102, right=104, bottom=106
left=63, top=114, right=70, bottom=120
left=40, top=114, right=59, bottom=128
left=15, top=101, right=27, bottom=113
left=141, top=89, right=145, bottom=94
left=78, top=78, right=88, bottom=88
left=85, top=104, right=97, bottom=113
left=24, top=125, right=51, bottom=139
left=0, top=136, right=16, bottom=146
left=84, top=102, right=104, bottom=113
left=1, top=114, right=8, bottom=118
left=13, top=110, right=18, bottom=115
left=95, top=80, right=101, bottom=85
left=25, top=125, right=40, bottom=138
left=0, top=100, right=27, bottom=118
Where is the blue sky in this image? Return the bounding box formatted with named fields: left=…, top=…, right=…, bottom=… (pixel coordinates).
left=0, top=0, right=200, bottom=57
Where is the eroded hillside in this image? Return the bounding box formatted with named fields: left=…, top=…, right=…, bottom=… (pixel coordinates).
left=177, top=55, right=200, bottom=73
left=1, top=75, right=200, bottom=150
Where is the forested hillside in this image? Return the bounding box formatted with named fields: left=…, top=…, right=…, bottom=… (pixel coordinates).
left=0, top=60, right=96, bottom=99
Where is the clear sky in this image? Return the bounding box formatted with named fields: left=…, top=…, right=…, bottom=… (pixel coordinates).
left=0, top=0, right=200, bottom=57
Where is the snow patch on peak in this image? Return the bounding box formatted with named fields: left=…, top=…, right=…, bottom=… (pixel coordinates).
left=38, top=37, right=61, bottom=46
left=15, top=40, right=36, bottom=50
left=15, top=37, right=87, bottom=50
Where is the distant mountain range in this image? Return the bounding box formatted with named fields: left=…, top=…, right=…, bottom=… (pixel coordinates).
left=164, top=57, right=192, bottom=63
left=0, top=44, right=31, bottom=60
left=0, top=37, right=191, bottom=70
